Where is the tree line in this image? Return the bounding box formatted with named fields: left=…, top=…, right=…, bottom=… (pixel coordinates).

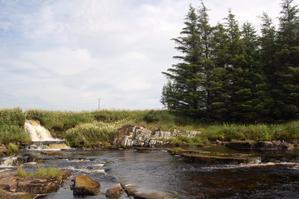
left=162, top=0, right=299, bottom=123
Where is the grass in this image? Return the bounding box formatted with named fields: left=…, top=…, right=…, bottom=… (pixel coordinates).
left=65, top=120, right=129, bottom=148
left=16, top=167, right=61, bottom=179
left=0, top=108, right=298, bottom=149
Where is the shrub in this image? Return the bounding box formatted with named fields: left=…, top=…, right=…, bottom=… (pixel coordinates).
left=7, top=143, right=19, bottom=155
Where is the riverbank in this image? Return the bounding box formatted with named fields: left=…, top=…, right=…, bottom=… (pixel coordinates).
left=0, top=108, right=298, bottom=152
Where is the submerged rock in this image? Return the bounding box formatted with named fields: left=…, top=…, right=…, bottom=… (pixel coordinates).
left=72, top=175, right=100, bottom=196
left=106, top=183, right=124, bottom=198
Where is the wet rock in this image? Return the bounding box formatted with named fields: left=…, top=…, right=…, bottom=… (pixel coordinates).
left=0, top=171, right=18, bottom=192
left=106, top=183, right=123, bottom=198
left=17, top=170, right=71, bottom=194
left=226, top=141, right=295, bottom=151
left=167, top=148, right=259, bottom=164
left=122, top=184, right=175, bottom=199
left=0, top=189, right=33, bottom=199
left=0, top=144, right=8, bottom=156
left=72, top=175, right=100, bottom=196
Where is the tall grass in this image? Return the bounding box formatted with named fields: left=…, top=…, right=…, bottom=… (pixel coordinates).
left=65, top=120, right=129, bottom=148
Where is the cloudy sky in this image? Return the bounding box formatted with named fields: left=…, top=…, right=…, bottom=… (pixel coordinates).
left=0, top=0, right=297, bottom=110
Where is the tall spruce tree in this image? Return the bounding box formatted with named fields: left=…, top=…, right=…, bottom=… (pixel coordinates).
left=162, top=6, right=204, bottom=116
left=260, top=13, right=277, bottom=120
left=274, top=0, right=299, bottom=119
left=209, top=23, right=230, bottom=121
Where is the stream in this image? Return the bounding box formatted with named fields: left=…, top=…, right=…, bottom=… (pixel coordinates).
left=2, top=146, right=295, bottom=199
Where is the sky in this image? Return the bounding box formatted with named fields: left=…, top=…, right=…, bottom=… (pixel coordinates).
left=0, top=0, right=298, bottom=111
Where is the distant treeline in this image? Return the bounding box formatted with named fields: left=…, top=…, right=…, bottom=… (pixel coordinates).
left=162, top=0, right=299, bottom=122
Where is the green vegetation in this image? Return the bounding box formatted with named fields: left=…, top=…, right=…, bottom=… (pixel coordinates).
left=0, top=107, right=298, bottom=149
left=0, top=109, right=30, bottom=147
left=162, top=0, right=299, bottom=122
left=7, top=143, right=19, bottom=155
left=16, top=167, right=61, bottom=179
left=65, top=120, right=128, bottom=148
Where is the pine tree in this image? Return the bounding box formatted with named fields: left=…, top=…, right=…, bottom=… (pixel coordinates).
left=260, top=13, right=277, bottom=120
left=162, top=6, right=204, bottom=116
left=209, top=23, right=230, bottom=121
left=274, top=0, right=299, bottom=119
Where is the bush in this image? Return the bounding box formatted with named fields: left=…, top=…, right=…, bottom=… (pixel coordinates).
left=7, top=143, right=19, bottom=155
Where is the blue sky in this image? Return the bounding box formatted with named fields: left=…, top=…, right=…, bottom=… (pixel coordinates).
left=0, top=0, right=297, bottom=110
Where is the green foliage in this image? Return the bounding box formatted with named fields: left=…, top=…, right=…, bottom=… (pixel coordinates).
left=7, top=143, right=19, bottom=155
left=162, top=0, right=299, bottom=122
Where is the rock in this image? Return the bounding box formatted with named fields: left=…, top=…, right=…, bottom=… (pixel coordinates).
left=0, top=144, right=8, bottom=156
left=113, top=125, right=201, bottom=148
left=106, top=183, right=123, bottom=198
left=122, top=184, right=174, bottom=199
left=0, top=171, right=17, bottom=192
left=72, top=175, right=100, bottom=196
left=17, top=170, right=71, bottom=194
left=0, top=189, right=33, bottom=199
left=167, top=148, right=259, bottom=164
left=226, top=141, right=295, bottom=151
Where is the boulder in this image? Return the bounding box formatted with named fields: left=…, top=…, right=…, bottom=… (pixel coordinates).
left=122, top=184, right=175, bottom=199
left=105, top=183, right=123, bottom=198
left=72, top=175, right=100, bottom=196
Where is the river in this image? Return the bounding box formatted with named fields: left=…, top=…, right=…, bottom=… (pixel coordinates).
left=16, top=146, right=296, bottom=199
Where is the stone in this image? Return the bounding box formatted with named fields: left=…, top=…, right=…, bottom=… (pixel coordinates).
left=113, top=125, right=200, bottom=148
left=72, top=175, right=100, bottom=196
left=105, top=183, right=123, bottom=198
left=0, top=144, right=8, bottom=156
left=16, top=170, right=71, bottom=194
left=122, top=184, right=175, bottom=199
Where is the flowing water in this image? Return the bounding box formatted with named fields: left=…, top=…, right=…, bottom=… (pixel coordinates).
left=9, top=147, right=296, bottom=199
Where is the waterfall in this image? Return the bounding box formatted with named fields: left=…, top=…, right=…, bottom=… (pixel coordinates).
left=24, top=120, right=70, bottom=150
left=24, top=120, right=62, bottom=142
left=0, top=156, right=17, bottom=168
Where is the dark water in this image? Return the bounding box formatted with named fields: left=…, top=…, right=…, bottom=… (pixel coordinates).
left=20, top=147, right=299, bottom=198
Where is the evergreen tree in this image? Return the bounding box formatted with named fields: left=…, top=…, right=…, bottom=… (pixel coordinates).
left=209, top=23, right=230, bottom=121
left=162, top=6, right=204, bottom=116
left=260, top=13, right=277, bottom=120
left=274, top=0, right=299, bottom=119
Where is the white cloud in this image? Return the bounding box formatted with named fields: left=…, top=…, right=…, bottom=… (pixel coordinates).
left=0, top=0, right=298, bottom=110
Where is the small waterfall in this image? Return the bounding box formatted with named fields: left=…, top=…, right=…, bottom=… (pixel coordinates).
left=24, top=120, right=62, bottom=142
left=0, top=156, right=17, bottom=168
left=24, top=120, right=70, bottom=151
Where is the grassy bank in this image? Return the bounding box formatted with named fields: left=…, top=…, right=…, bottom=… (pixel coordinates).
left=0, top=108, right=298, bottom=149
